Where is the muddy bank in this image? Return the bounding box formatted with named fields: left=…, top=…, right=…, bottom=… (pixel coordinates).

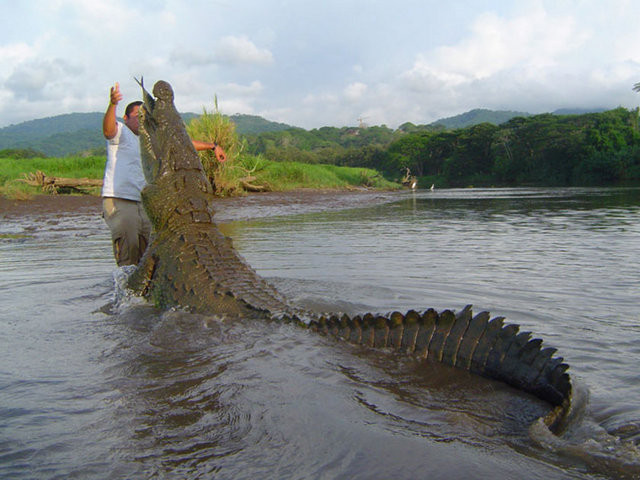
left=0, top=195, right=102, bottom=219
left=0, top=190, right=403, bottom=222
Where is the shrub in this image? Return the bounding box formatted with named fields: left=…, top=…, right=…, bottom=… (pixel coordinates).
left=186, top=97, right=244, bottom=196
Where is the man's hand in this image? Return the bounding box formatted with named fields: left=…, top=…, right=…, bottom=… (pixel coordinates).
left=192, top=140, right=228, bottom=162
left=110, top=82, right=123, bottom=106
left=214, top=144, right=227, bottom=162
left=103, top=82, right=122, bottom=139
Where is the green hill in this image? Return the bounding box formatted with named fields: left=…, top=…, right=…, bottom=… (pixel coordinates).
left=551, top=107, right=607, bottom=115
left=229, top=114, right=292, bottom=134
left=429, top=108, right=531, bottom=129
left=0, top=112, right=293, bottom=157
left=428, top=107, right=608, bottom=129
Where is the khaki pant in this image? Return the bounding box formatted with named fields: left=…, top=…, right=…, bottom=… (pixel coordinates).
left=102, top=197, right=152, bottom=266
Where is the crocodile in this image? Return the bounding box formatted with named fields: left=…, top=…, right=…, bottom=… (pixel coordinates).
left=127, top=79, right=573, bottom=436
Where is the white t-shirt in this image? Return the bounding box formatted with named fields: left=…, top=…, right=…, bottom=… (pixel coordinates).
left=101, top=121, right=146, bottom=201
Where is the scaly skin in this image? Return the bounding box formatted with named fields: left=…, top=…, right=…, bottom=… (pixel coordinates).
left=128, top=80, right=572, bottom=435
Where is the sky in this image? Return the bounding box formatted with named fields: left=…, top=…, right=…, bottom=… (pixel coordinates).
left=1, top=0, right=640, bottom=130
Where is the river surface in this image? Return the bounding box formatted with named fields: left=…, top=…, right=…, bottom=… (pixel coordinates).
left=1, top=187, right=639, bottom=479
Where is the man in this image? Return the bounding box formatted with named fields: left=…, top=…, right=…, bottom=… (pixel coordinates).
left=101, top=81, right=226, bottom=266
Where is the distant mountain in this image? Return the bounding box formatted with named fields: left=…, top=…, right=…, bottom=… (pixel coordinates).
left=0, top=112, right=294, bottom=156
left=0, top=112, right=105, bottom=139
left=551, top=107, right=608, bottom=115
left=430, top=108, right=531, bottom=129
left=428, top=107, right=610, bottom=129
left=229, top=114, right=292, bottom=134
left=0, top=112, right=104, bottom=157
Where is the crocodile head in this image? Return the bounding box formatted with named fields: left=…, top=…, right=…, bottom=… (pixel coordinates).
left=135, top=78, right=215, bottom=229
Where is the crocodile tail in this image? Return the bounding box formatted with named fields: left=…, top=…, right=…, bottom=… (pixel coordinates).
left=307, top=305, right=572, bottom=434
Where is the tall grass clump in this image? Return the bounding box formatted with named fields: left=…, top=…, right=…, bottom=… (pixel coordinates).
left=186, top=96, right=246, bottom=196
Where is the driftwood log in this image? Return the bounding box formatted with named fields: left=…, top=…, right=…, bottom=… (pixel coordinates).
left=239, top=175, right=268, bottom=192
left=21, top=171, right=103, bottom=194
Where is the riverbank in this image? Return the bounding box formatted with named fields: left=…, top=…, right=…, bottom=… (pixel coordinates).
left=0, top=194, right=102, bottom=218
left=0, top=156, right=400, bottom=199
left=0, top=189, right=403, bottom=221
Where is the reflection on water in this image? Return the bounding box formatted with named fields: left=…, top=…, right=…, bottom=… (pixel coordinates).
left=1, top=187, right=639, bottom=479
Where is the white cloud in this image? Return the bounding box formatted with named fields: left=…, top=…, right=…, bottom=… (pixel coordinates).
left=0, top=43, right=36, bottom=66
left=214, top=36, right=274, bottom=66
left=220, top=81, right=264, bottom=97
left=344, top=82, right=367, bottom=102
left=46, top=0, right=136, bottom=36
left=401, top=60, right=468, bottom=92
left=170, top=48, right=216, bottom=67
left=218, top=98, right=256, bottom=116
left=302, top=92, right=339, bottom=106
left=5, top=58, right=84, bottom=101
left=455, top=9, right=584, bottom=76
left=170, top=36, right=274, bottom=68
left=403, top=6, right=588, bottom=93
left=382, top=4, right=640, bottom=124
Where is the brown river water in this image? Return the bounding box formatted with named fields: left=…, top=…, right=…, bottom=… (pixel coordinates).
left=1, top=187, right=639, bottom=479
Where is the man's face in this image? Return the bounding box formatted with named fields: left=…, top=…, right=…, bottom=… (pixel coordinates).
left=124, top=105, right=140, bottom=135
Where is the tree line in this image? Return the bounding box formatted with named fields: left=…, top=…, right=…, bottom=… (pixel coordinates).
left=5, top=107, right=640, bottom=187
left=244, top=107, right=640, bottom=187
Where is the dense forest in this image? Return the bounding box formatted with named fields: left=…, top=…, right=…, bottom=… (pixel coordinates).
left=243, top=107, right=640, bottom=187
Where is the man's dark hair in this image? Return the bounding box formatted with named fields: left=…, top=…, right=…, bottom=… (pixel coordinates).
left=124, top=101, right=143, bottom=118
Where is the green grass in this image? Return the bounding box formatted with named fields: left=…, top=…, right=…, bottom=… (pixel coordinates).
left=248, top=158, right=398, bottom=191
left=0, top=156, right=106, bottom=198
left=0, top=154, right=398, bottom=199
left=0, top=156, right=105, bottom=181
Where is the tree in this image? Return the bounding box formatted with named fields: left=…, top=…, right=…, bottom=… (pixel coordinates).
left=442, top=123, right=498, bottom=185
left=387, top=134, right=429, bottom=175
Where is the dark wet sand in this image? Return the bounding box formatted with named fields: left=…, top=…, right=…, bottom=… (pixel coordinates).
left=0, top=190, right=400, bottom=220
left=0, top=195, right=103, bottom=218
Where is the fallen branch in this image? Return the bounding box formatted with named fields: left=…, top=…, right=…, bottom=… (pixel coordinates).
left=239, top=175, right=268, bottom=192
left=20, top=171, right=103, bottom=194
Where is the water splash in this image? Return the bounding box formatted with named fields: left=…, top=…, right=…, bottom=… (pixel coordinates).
left=111, top=265, right=146, bottom=313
